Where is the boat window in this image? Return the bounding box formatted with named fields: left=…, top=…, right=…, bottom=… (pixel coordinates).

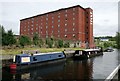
left=33, top=57, right=37, bottom=61
left=13, top=55, right=16, bottom=62
left=17, top=56, right=20, bottom=63
left=58, top=55, right=62, bottom=57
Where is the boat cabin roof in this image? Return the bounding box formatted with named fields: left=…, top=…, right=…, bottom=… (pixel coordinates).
left=16, top=54, right=29, bottom=57
left=76, top=49, right=100, bottom=52
left=15, top=52, right=63, bottom=57
left=84, top=49, right=100, bottom=52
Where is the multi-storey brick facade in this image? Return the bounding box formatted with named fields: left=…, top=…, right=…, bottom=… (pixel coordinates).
left=20, top=5, right=94, bottom=48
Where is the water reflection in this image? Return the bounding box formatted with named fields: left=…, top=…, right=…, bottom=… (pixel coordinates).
left=2, top=49, right=119, bottom=81
left=2, top=59, right=94, bottom=81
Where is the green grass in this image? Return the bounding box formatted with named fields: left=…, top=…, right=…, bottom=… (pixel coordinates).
left=1, top=47, right=84, bottom=55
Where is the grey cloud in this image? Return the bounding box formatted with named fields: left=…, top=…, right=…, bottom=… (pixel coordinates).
left=94, top=24, right=117, bottom=36
left=0, top=1, right=118, bottom=36
left=1, top=20, right=19, bottom=35
left=104, top=19, right=109, bottom=22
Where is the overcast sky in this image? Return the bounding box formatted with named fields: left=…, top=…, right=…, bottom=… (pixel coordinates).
left=0, top=0, right=119, bottom=37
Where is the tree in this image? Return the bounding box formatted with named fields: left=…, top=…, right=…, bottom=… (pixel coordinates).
left=116, top=32, right=120, bottom=49
left=0, top=25, right=5, bottom=45
left=2, top=29, right=16, bottom=46
left=33, top=33, right=39, bottom=45
left=64, top=41, right=70, bottom=48
left=0, top=25, right=3, bottom=45
left=57, top=39, right=63, bottom=48
left=46, top=37, right=54, bottom=48
left=19, top=36, right=31, bottom=47
left=39, top=38, right=44, bottom=47
left=7, top=30, right=16, bottom=45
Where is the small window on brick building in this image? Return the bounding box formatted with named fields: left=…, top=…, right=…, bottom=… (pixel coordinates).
left=73, top=23, right=75, bottom=26
left=41, top=26, right=42, bottom=29
left=52, top=17, right=54, bottom=19
left=65, top=23, right=67, bottom=26
left=90, top=12, right=92, bottom=14
left=73, top=18, right=75, bottom=20
left=58, top=20, right=60, bottom=22
left=32, top=18, right=34, bottom=20
left=73, top=13, right=75, bottom=15
left=58, top=24, right=60, bottom=27
left=73, top=8, right=75, bottom=11
left=58, top=15, right=60, bottom=18
left=58, top=35, right=60, bottom=37
left=65, top=35, right=67, bottom=38
left=73, top=28, right=75, bottom=31
left=65, top=18, right=67, bottom=21
left=46, top=18, right=48, bottom=20
left=65, top=29, right=67, bottom=32
left=65, top=14, right=67, bottom=17
left=73, top=34, right=75, bottom=37
left=52, top=21, right=54, bottom=23
left=65, top=10, right=67, bottom=12
left=90, top=15, right=93, bottom=17
left=52, top=26, right=54, bottom=28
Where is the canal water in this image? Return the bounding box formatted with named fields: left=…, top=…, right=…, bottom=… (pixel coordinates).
left=1, top=49, right=119, bottom=81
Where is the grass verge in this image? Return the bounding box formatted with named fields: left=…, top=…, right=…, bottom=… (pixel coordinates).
left=1, top=47, right=84, bottom=55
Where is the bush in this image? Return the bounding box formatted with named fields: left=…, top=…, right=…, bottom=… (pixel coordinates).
left=57, top=39, right=63, bottom=48
left=19, top=36, right=31, bottom=47
left=64, top=41, right=70, bottom=48
left=46, top=37, right=53, bottom=48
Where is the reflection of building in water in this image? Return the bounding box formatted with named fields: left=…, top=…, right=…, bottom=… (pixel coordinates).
left=75, top=59, right=93, bottom=79
left=61, top=59, right=93, bottom=80
left=7, top=59, right=93, bottom=80
left=42, top=59, right=93, bottom=80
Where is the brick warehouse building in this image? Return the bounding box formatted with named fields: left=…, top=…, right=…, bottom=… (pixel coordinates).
left=20, top=5, right=94, bottom=48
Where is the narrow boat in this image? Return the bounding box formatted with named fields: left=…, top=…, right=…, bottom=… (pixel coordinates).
left=104, top=47, right=114, bottom=52
left=73, top=49, right=103, bottom=60
left=9, top=52, right=66, bottom=70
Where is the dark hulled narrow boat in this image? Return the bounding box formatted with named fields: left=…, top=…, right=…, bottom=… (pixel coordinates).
left=73, top=49, right=103, bottom=60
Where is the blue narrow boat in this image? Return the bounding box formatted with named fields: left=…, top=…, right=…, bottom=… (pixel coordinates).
left=9, top=52, right=66, bottom=70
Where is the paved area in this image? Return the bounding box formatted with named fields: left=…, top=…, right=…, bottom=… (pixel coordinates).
left=0, top=55, right=13, bottom=60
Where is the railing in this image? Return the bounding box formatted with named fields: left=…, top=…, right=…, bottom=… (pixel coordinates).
left=105, top=64, right=120, bottom=81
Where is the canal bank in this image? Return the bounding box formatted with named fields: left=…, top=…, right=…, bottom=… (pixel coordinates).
left=2, top=49, right=103, bottom=69
left=1, top=49, right=119, bottom=80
